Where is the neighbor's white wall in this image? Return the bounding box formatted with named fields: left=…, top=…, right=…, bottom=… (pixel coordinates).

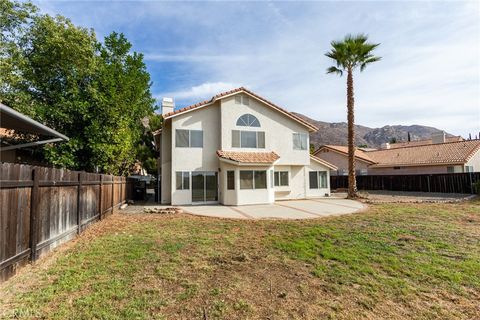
left=466, top=149, right=480, bottom=172
left=314, top=148, right=370, bottom=175
left=219, top=94, right=310, bottom=165
left=170, top=102, right=221, bottom=205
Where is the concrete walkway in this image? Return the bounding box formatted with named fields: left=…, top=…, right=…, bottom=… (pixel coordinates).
left=179, top=198, right=365, bottom=220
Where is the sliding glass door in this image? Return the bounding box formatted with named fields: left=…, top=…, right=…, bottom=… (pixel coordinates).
left=191, top=171, right=218, bottom=203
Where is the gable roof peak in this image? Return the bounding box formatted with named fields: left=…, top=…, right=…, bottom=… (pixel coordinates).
left=163, top=87, right=318, bottom=131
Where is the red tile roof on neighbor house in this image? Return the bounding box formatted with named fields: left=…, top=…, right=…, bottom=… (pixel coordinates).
left=387, top=136, right=464, bottom=149
left=163, top=87, right=318, bottom=132
left=367, top=140, right=480, bottom=167
left=316, top=140, right=480, bottom=168
left=314, top=145, right=377, bottom=164
left=216, top=150, right=280, bottom=164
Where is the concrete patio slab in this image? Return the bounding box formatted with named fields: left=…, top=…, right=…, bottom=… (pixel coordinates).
left=179, top=198, right=365, bottom=220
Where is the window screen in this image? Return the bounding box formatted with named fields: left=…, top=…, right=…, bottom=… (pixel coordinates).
left=190, top=130, right=203, bottom=147
left=309, top=171, right=318, bottom=189
left=227, top=171, right=235, bottom=190
left=176, top=129, right=189, bottom=147
left=232, top=130, right=240, bottom=147
left=274, top=171, right=289, bottom=187
left=293, top=133, right=308, bottom=150
left=241, top=131, right=257, bottom=148
left=257, top=131, right=265, bottom=148
left=254, top=171, right=267, bottom=189
left=240, top=171, right=254, bottom=189
left=319, top=171, right=327, bottom=188
left=176, top=172, right=189, bottom=190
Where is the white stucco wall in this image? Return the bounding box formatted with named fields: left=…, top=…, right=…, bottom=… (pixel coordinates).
left=170, top=103, right=221, bottom=205
left=219, top=94, right=311, bottom=165
left=219, top=162, right=274, bottom=205
left=273, top=165, right=307, bottom=200
left=466, top=149, right=480, bottom=172
left=160, top=91, right=332, bottom=205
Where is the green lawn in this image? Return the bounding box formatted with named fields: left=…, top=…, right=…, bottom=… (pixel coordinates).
left=1, top=200, right=479, bottom=319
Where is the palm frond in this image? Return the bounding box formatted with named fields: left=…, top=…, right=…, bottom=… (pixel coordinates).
left=326, top=66, right=343, bottom=76
left=326, top=34, right=381, bottom=73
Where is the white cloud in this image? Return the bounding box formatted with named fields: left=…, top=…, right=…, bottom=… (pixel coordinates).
left=157, top=82, right=243, bottom=101
left=35, top=1, right=480, bottom=137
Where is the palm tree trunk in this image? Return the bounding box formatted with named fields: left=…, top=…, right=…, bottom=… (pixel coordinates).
left=347, top=67, right=357, bottom=198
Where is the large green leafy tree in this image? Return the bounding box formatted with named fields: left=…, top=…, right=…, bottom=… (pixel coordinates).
left=1, top=0, right=157, bottom=175
left=325, top=34, right=381, bottom=198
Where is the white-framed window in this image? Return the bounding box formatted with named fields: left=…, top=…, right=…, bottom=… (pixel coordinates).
left=176, top=171, right=190, bottom=190
left=447, top=166, right=455, bottom=173
left=465, top=166, right=474, bottom=173
left=309, top=171, right=327, bottom=189
left=274, top=171, right=289, bottom=187
left=236, top=114, right=260, bottom=127
left=232, top=130, right=265, bottom=148
left=234, top=94, right=250, bottom=106
left=175, top=129, right=203, bottom=148
left=293, top=133, right=308, bottom=150
left=240, top=170, right=267, bottom=189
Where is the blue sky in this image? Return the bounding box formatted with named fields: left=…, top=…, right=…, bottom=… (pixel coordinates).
left=35, top=0, right=479, bottom=137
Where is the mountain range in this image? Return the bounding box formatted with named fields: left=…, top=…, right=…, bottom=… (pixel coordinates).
left=292, top=113, right=458, bottom=148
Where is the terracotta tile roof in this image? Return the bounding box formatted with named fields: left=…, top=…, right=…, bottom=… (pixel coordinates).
left=310, top=155, right=338, bottom=170
left=314, top=145, right=376, bottom=164
left=163, top=87, right=318, bottom=131
left=367, top=140, right=480, bottom=167
left=388, top=136, right=463, bottom=149
left=216, top=150, right=280, bottom=164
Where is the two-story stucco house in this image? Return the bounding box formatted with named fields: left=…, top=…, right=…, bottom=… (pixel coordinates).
left=155, top=87, right=337, bottom=206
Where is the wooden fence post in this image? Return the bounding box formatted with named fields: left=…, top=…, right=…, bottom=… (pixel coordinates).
left=99, top=175, right=103, bottom=220
left=29, top=168, right=40, bottom=262
left=77, top=172, right=83, bottom=234
left=111, top=175, right=114, bottom=213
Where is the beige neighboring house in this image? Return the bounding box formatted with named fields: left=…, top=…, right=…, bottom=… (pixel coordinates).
left=314, top=136, right=480, bottom=176
left=154, top=87, right=337, bottom=206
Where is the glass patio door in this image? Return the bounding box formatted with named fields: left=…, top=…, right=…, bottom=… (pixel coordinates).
left=191, top=171, right=218, bottom=203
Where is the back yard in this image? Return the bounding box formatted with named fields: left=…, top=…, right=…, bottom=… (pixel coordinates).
left=1, top=200, right=479, bottom=319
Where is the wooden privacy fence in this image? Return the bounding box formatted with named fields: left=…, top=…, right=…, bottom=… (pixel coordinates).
left=330, top=172, right=480, bottom=194
left=0, top=162, right=132, bottom=283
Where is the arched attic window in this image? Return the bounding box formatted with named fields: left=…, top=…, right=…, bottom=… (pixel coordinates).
left=236, top=114, right=260, bottom=127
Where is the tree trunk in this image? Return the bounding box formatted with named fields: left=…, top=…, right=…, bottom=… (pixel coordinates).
left=346, top=68, right=357, bottom=198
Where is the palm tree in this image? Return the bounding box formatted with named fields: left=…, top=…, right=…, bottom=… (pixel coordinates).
left=325, top=34, right=381, bottom=198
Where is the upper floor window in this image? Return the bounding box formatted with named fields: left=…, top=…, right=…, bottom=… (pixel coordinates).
left=232, top=130, right=265, bottom=148
left=235, top=94, right=250, bottom=106
left=175, top=129, right=203, bottom=148
left=236, top=114, right=260, bottom=127
left=293, top=133, right=308, bottom=150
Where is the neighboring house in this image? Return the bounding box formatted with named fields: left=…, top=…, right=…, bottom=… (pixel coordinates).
left=0, top=103, right=68, bottom=163
left=314, top=137, right=480, bottom=176
left=155, top=87, right=337, bottom=206
left=386, top=134, right=463, bottom=149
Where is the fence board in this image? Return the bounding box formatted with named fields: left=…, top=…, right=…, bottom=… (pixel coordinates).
left=0, top=162, right=131, bottom=282
left=330, top=172, right=480, bottom=194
